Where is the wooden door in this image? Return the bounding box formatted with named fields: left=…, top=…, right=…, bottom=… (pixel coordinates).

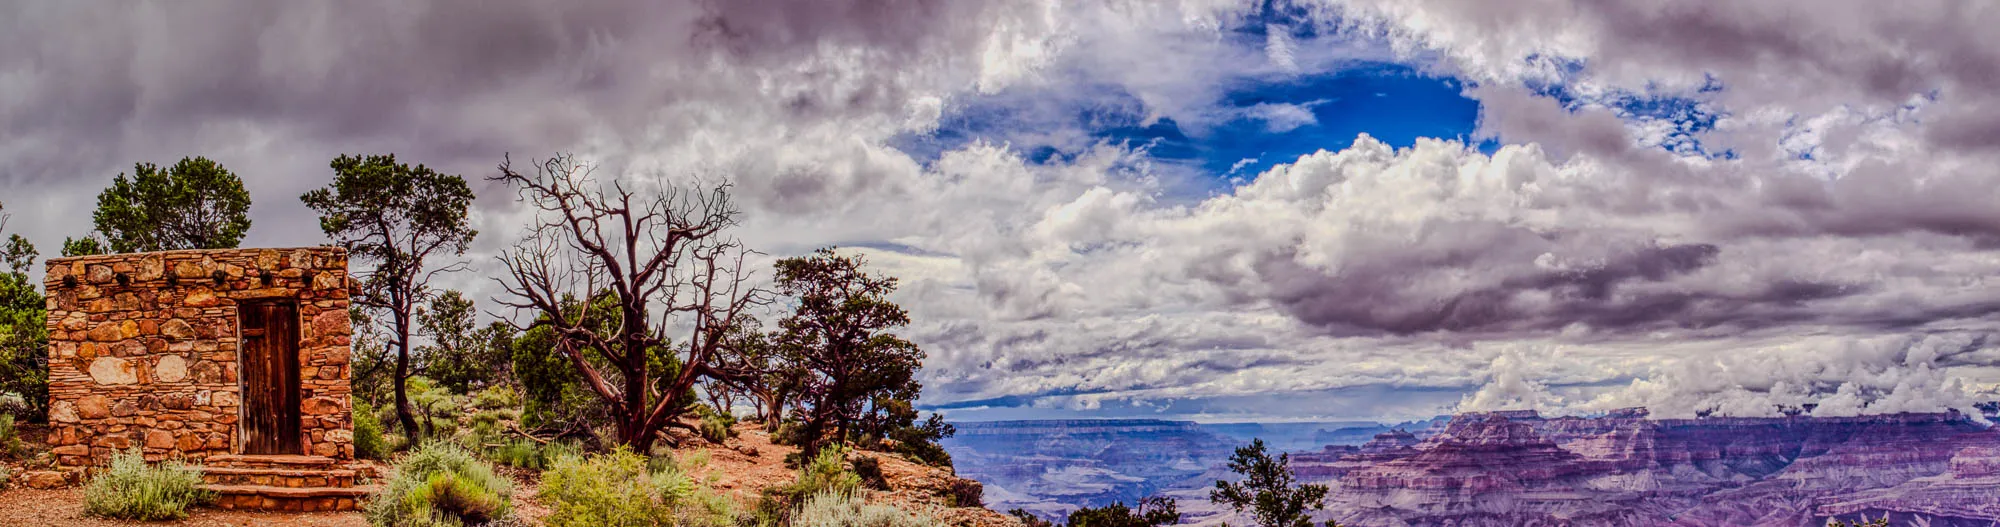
left=239, top=301, right=302, bottom=455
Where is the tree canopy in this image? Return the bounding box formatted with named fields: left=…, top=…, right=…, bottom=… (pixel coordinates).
left=92, top=156, right=253, bottom=253
left=766, top=248, right=933, bottom=460
left=1211, top=439, right=1331, bottom=527
left=302, top=153, right=478, bottom=439
left=0, top=202, right=47, bottom=417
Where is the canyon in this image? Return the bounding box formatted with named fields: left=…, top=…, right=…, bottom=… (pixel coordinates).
left=948, top=409, right=2000, bottom=526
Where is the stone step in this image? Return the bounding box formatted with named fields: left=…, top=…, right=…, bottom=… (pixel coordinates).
left=203, top=483, right=378, bottom=512
left=199, top=466, right=358, bottom=488
left=203, top=454, right=340, bottom=469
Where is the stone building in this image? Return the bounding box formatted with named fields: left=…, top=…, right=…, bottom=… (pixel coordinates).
left=41, top=247, right=373, bottom=510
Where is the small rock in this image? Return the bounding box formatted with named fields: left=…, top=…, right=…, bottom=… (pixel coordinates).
left=22, top=470, right=69, bottom=489
left=736, top=445, right=760, bottom=457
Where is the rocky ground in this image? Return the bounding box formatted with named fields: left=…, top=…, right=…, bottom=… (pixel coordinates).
left=0, top=420, right=1020, bottom=527
left=0, top=487, right=366, bottom=527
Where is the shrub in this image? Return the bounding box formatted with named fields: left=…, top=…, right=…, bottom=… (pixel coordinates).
left=698, top=414, right=736, bottom=444
left=758, top=446, right=866, bottom=524
left=771, top=419, right=808, bottom=446
left=0, top=465, right=11, bottom=490
left=472, top=386, right=519, bottom=411
left=1064, top=497, right=1181, bottom=527
left=0, top=413, right=24, bottom=459
left=489, top=439, right=578, bottom=472
left=784, top=446, right=861, bottom=500
left=82, top=448, right=214, bottom=521
left=354, top=397, right=390, bottom=460
left=1008, top=509, right=1054, bottom=527
left=889, top=414, right=954, bottom=468
left=792, top=491, right=942, bottom=527
left=537, top=448, right=732, bottom=527
left=940, top=477, right=982, bottom=508
left=894, top=439, right=951, bottom=469
left=365, top=442, right=513, bottom=527
left=851, top=455, right=887, bottom=490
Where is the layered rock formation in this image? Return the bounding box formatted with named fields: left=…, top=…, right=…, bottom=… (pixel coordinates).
left=943, top=419, right=1241, bottom=519
left=1320, top=410, right=2000, bottom=527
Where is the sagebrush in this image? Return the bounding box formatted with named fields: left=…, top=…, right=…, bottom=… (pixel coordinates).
left=82, top=448, right=214, bottom=521
left=793, top=491, right=943, bottom=527
left=536, top=448, right=732, bottom=527
left=365, top=441, right=513, bottom=527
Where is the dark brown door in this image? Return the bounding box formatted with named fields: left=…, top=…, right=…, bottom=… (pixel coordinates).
left=239, top=301, right=301, bottom=455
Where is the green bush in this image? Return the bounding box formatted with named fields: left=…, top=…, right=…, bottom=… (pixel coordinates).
left=771, top=420, right=808, bottom=446
left=698, top=414, right=736, bottom=444
left=365, top=442, right=513, bottom=527
left=353, top=397, right=390, bottom=460
left=758, top=446, right=866, bottom=525
left=940, top=477, right=982, bottom=508
left=82, top=448, right=214, bottom=521
left=472, top=386, right=519, bottom=411
left=0, top=413, right=24, bottom=459
left=489, top=439, right=578, bottom=472
left=785, top=446, right=861, bottom=500
left=851, top=455, right=887, bottom=490
left=792, top=491, right=942, bottom=527
left=537, top=448, right=732, bottom=527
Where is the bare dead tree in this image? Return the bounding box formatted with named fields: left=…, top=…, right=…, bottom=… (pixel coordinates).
left=491, top=154, right=766, bottom=451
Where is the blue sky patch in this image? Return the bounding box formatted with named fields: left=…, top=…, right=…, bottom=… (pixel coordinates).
left=891, top=63, right=1481, bottom=185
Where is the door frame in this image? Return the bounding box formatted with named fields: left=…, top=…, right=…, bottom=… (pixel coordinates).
left=235, top=299, right=303, bottom=455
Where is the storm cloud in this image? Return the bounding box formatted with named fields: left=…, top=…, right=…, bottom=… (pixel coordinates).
left=3, top=0, right=1999, bottom=422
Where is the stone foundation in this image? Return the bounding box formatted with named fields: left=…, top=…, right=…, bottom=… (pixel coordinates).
left=41, top=248, right=355, bottom=467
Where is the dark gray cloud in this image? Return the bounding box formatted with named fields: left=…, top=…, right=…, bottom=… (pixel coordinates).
left=5, top=0, right=2000, bottom=421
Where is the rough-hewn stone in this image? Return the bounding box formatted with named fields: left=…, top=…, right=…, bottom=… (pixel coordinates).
left=161, top=319, right=195, bottom=340
left=155, top=354, right=188, bottom=382
left=44, top=247, right=354, bottom=467
left=87, top=357, right=137, bottom=385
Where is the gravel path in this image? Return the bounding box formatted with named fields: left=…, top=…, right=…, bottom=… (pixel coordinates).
left=0, top=488, right=367, bottom=527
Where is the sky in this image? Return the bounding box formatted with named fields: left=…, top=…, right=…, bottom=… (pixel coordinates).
left=3, top=0, right=2000, bottom=424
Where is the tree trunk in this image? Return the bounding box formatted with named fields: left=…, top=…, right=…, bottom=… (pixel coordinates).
left=392, top=307, right=419, bottom=442
left=393, top=343, right=418, bottom=442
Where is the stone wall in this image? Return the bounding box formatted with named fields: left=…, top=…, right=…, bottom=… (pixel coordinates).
left=41, top=247, right=354, bottom=467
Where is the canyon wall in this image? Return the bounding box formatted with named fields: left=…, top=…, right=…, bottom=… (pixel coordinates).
left=1320, top=410, right=2000, bottom=526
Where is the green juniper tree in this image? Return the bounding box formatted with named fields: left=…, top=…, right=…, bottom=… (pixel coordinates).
left=1212, top=438, right=1333, bottom=527
left=302, top=154, right=477, bottom=440
left=768, top=248, right=939, bottom=461
left=91, top=156, right=253, bottom=253
left=60, top=235, right=106, bottom=257
left=417, top=290, right=517, bottom=394
left=0, top=202, right=48, bottom=418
